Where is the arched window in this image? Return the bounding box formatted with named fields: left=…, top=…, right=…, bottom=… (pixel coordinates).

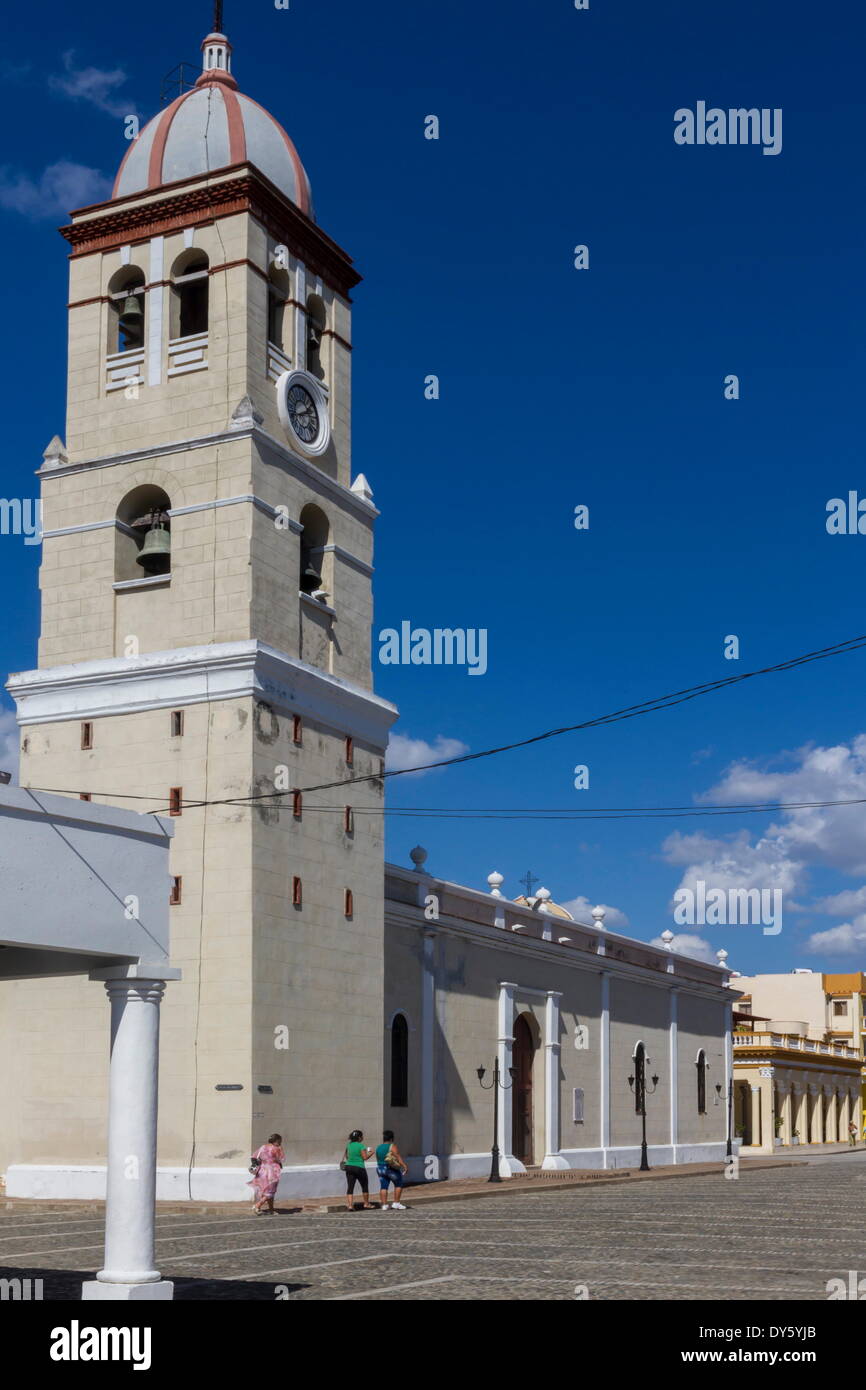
left=170, top=251, right=209, bottom=339
left=268, top=267, right=290, bottom=351
left=115, top=484, right=172, bottom=581
left=306, top=293, right=326, bottom=380
left=298, top=502, right=329, bottom=595
left=108, top=267, right=145, bottom=353
left=633, top=1041, right=646, bottom=1115
left=696, top=1049, right=707, bottom=1114
left=390, top=1014, right=408, bottom=1107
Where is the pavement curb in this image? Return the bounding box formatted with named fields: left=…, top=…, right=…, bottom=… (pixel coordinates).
left=1, top=1158, right=796, bottom=1217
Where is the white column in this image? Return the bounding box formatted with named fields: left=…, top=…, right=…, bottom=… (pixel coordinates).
left=420, top=928, right=436, bottom=1159
left=147, top=235, right=164, bottom=387
left=295, top=260, right=307, bottom=369
left=724, top=1001, right=733, bottom=1149
left=542, top=991, right=568, bottom=1170
left=82, top=967, right=178, bottom=1301
left=600, top=971, right=611, bottom=1160
left=669, top=991, right=678, bottom=1162
left=498, top=982, right=517, bottom=1169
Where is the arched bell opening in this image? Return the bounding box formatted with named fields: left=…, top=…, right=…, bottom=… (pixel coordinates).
left=170, top=250, right=209, bottom=340
left=108, top=266, right=146, bottom=354
left=298, top=502, right=331, bottom=598
left=306, top=293, right=326, bottom=381
left=116, top=485, right=172, bottom=582
left=268, top=267, right=291, bottom=352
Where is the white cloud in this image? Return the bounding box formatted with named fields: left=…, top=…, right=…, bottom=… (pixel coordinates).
left=804, top=917, right=866, bottom=956
left=385, top=732, right=469, bottom=777
left=661, top=828, right=804, bottom=904
left=49, top=51, right=134, bottom=119
left=699, top=737, right=866, bottom=876
left=560, top=895, right=628, bottom=928
left=0, top=161, right=110, bottom=218
left=0, top=707, right=19, bottom=782
left=807, top=885, right=866, bottom=916
left=649, top=932, right=717, bottom=964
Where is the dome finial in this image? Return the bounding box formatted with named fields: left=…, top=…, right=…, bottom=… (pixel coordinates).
left=198, top=5, right=236, bottom=87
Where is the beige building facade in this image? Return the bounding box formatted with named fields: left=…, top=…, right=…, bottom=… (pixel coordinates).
left=1, top=23, right=735, bottom=1200
left=732, top=970, right=864, bottom=1155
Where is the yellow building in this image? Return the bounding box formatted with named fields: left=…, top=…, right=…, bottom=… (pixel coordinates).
left=732, top=970, right=865, bottom=1154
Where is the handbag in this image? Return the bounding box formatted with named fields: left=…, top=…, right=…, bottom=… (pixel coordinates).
left=248, top=1155, right=261, bottom=1175
left=339, top=1148, right=348, bottom=1172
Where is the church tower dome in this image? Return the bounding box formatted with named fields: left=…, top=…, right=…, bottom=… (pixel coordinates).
left=112, top=24, right=313, bottom=217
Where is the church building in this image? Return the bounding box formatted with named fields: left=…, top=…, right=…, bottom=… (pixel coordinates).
left=0, top=22, right=735, bottom=1200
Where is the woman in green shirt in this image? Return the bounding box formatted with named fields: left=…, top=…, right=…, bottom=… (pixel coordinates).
left=343, top=1129, right=374, bottom=1210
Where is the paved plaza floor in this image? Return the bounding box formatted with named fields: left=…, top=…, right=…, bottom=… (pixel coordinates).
left=2, top=1154, right=864, bottom=1300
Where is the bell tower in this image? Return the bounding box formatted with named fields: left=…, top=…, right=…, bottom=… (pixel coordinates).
left=3, top=18, right=397, bottom=1197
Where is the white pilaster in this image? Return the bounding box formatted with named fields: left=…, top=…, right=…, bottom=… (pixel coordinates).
left=542, top=991, right=568, bottom=1169
left=600, top=971, right=611, bottom=1157
left=147, top=236, right=164, bottom=388
left=82, top=966, right=179, bottom=1301
left=295, top=261, right=307, bottom=369
left=497, top=982, right=519, bottom=1170
left=420, top=927, right=436, bottom=1158
left=669, top=990, right=678, bottom=1161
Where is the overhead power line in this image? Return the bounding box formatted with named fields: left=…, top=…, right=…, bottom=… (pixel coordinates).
left=24, top=630, right=866, bottom=815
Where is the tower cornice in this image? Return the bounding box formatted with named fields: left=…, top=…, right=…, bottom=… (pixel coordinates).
left=59, top=166, right=361, bottom=297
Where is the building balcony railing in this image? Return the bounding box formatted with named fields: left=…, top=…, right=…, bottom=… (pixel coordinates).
left=267, top=339, right=291, bottom=382
left=734, top=1030, right=859, bottom=1059
left=105, top=346, right=144, bottom=393
left=167, top=331, right=208, bottom=378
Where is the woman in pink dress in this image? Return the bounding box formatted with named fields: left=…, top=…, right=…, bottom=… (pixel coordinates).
left=248, top=1132, right=284, bottom=1214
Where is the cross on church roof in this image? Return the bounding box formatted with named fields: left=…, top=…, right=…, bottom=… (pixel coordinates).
left=519, top=870, right=539, bottom=897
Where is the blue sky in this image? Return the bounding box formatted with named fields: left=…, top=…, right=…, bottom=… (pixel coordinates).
left=1, top=0, right=865, bottom=974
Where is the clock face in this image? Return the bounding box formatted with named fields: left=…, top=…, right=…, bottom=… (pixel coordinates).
left=275, top=369, right=330, bottom=456
left=286, top=383, right=320, bottom=445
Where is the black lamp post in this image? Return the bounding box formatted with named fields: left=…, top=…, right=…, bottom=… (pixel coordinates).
left=628, top=1065, right=659, bottom=1172
left=477, top=1058, right=516, bottom=1183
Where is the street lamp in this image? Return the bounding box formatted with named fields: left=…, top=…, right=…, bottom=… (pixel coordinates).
left=628, top=1063, right=659, bottom=1172
left=477, top=1059, right=516, bottom=1183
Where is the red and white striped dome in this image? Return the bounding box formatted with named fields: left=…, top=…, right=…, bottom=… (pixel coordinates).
left=113, top=31, right=313, bottom=218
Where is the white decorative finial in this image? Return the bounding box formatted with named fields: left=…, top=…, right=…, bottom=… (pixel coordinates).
left=42, top=435, right=67, bottom=469
left=660, top=929, right=674, bottom=951
left=487, top=871, right=504, bottom=898
left=409, top=845, right=428, bottom=872
left=536, top=887, right=552, bottom=913
left=591, top=905, right=606, bottom=929
left=716, top=948, right=729, bottom=965
left=351, top=473, right=374, bottom=503
left=230, top=395, right=263, bottom=431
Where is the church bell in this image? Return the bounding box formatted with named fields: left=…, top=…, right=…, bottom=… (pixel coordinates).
left=120, top=293, right=143, bottom=323
left=136, top=516, right=171, bottom=574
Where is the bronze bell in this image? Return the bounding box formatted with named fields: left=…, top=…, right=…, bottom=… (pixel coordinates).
left=120, top=293, right=143, bottom=322
left=300, top=561, right=322, bottom=594
left=137, top=518, right=171, bottom=574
